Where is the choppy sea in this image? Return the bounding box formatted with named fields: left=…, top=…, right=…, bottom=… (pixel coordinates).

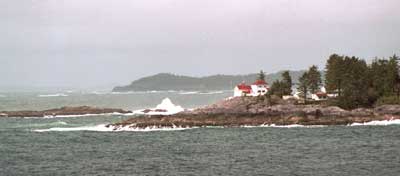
left=0, top=90, right=399, bottom=175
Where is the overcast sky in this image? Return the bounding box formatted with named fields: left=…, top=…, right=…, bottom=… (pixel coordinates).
left=1, top=0, right=399, bottom=89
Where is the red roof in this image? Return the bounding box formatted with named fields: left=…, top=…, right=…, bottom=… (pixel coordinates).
left=237, top=83, right=252, bottom=93
left=253, top=79, right=267, bottom=85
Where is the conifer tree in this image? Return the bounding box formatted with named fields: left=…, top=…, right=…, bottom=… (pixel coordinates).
left=281, top=71, right=292, bottom=95
left=258, top=70, right=266, bottom=81
left=307, top=65, right=322, bottom=94
left=298, top=72, right=309, bottom=102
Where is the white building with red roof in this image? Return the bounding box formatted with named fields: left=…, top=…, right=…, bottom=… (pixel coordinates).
left=234, top=79, right=269, bottom=97
left=234, top=83, right=252, bottom=97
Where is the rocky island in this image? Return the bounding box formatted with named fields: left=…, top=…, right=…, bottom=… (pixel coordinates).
left=107, top=53, right=400, bottom=129
left=108, top=97, right=400, bottom=130
left=0, top=106, right=132, bottom=118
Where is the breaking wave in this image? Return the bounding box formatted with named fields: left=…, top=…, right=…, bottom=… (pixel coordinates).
left=43, top=112, right=129, bottom=119
left=133, top=98, right=184, bottom=115
left=33, top=124, right=194, bottom=132
left=178, top=91, right=225, bottom=95
left=32, top=119, right=400, bottom=133
left=349, top=119, right=400, bottom=126
left=16, top=121, right=68, bottom=128
left=38, top=93, right=68, bottom=97
left=199, top=91, right=224, bottom=95
left=111, top=91, right=173, bottom=95
left=242, top=124, right=326, bottom=128
left=89, top=91, right=109, bottom=95
left=179, top=91, right=199, bottom=95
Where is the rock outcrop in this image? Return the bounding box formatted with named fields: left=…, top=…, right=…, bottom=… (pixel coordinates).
left=110, top=97, right=400, bottom=129
left=0, top=106, right=132, bottom=118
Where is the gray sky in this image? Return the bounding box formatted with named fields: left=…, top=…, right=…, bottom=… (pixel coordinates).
left=1, top=0, right=399, bottom=89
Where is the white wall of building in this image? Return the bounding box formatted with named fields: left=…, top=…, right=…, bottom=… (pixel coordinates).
left=250, top=85, right=268, bottom=96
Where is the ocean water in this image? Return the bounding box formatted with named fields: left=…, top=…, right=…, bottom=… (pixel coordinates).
left=1, top=91, right=400, bottom=175
left=0, top=90, right=231, bottom=111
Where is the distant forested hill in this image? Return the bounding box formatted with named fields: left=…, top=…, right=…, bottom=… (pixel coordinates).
left=112, top=71, right=305, bottom=92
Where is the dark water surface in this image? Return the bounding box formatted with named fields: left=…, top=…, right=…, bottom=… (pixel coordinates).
left=1, top=116, right=400, bottom=176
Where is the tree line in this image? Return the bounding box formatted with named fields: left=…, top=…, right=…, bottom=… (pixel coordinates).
left=266, top=53, right=400, bottom=109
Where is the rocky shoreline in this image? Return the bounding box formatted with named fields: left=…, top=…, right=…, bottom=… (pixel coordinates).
left=108, top=97, right=400, bottom=129
left=0, top=106, right=132, bottom=118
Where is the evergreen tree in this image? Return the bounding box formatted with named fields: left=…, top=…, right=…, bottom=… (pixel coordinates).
left=298, top=72, right=309, bottom=102
left=281, top=71, right=292, bottom=95
left=307, top=65, right=322, bottom=94
left=269, top=80, right=284, bottom=98
left=258, top=70, right=266, bottom=81
left=388, top=55, right=400, bottom=94
left=337, top=56, right=370, bottom=109
left=325, top=54, right=344, bottom=95
left=324, top=53, right=399, bottom=109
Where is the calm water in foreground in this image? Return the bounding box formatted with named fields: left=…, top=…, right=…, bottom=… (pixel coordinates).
left=0, top=91, right=399, bottom=175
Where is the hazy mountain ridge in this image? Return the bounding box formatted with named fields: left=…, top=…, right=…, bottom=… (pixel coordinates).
left=112, top=71, right=306, bottom=92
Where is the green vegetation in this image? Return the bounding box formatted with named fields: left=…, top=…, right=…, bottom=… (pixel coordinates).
left=294, top=66, right=322, bottom=101
left=269, top=81, right=284, bottom=98
left=113, top=71, right=305, bottom=92
left=298, top=71, right=309, bottom=101
left=269, top=71, right=293, bottom=98
left=376, top=96, right=400, bottom=106
left=307, top=65, right=322, bottom=94
left=113, top=53, right=400, bottom=110
left=325, top=54, right=400, bottom=109
left=281, top=71, right=292, bottom=95
left=258, top=70, right=266, bottom=81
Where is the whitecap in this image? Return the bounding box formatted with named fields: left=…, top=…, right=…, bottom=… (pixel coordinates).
left=241, top=124, right=325, bottom=128
left=38, top=93, right=68, bottom=97
left=133, top=98, right=184, bottom=115
left=43, top=112, right=126, bottom=118
left=179, top=91, right=199, bottom=95
left=111, top=91, right=165, bottom=95
left=349, top=119, right=400, bottom=126
left=111, top=91, right=135, bottom=95
left=16, top=121, right=68, bottom=128
left=112, top=125, right=196, bottom=132
left=33, top=124, right=195, bottom=132
left=90, top=91, right=109, bottom=95
left=199, top=91, right=224, bottom=95
left=33, top=124, right=111, bottom=132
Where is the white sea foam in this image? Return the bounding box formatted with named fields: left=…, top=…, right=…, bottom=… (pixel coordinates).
left=111, top=91, right=167, bottom=95
left=33, top=124, right=194, bottom=132
left=16, top=121, right=68, bottom=128
left=32, top=119, right=400, bottom=133
left=111, top=91, right=136, bottom=95
left=199, top=91, right=224, bottom=95
left=42, top=112, right=126, bottom=119
left=38, top=93, right=68, bottom=97
left=133, top=98, right=184, bottom=115
left=349, top=119, right=400, bottom=126
left=112, top=125, right=195, bottom=132
left=178, top=91, right=225, bottom=95
left=242, top=124, right=325, bottom=128
left=33, top=124, right=111, bottom=132
left=90, top=91, right=109, bottom=95
left=179, top=91, right=199, bottom=95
